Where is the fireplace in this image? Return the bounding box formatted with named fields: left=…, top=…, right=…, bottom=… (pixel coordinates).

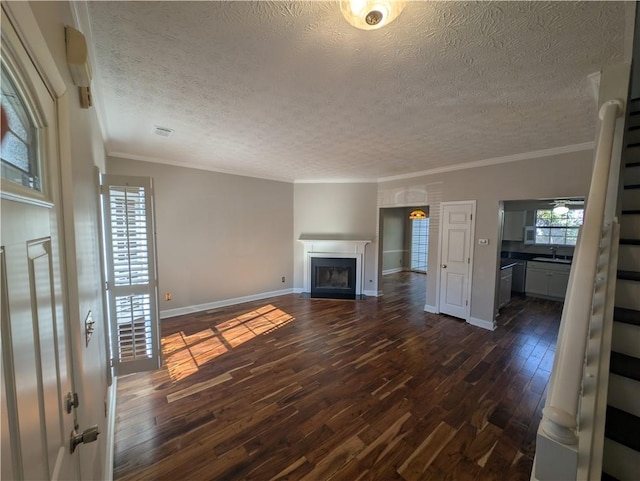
left=299, top=238, right=371, bottom=300
left=311, top=257, right=356, bottom=300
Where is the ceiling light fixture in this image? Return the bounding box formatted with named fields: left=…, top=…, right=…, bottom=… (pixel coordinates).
left=552, top=202, right=569, bottom=215
left=340, top=1, right=406, bottom=30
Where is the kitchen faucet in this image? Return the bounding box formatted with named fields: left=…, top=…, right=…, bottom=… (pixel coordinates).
left=550, top=246, right=557, bottom=259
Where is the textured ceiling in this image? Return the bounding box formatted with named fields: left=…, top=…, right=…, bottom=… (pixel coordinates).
left=86, top=1, right=626, bottom=182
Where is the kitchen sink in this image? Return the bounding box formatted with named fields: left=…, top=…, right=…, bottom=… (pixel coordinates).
left=532, top=257, right=572, bottom=264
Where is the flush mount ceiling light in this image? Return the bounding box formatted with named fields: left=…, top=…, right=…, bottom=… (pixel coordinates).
left=551, top=199, right=584, bottom=215
left=340, top=0, right=406, bottom=30
left=552, top=203, right=569, bottom=215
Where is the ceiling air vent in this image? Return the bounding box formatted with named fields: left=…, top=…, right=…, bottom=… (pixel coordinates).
left=154, top=126, right=174, bottom=137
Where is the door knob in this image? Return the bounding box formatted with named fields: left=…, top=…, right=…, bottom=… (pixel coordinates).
left=442, top=264, right=447, bottom=268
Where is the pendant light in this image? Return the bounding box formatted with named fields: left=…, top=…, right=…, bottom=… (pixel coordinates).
left=409, top=209, right=427, bottom=220
left=340, top=1, right=406, bottom=30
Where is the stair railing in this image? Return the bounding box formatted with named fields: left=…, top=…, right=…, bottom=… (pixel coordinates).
left=534, top=98, right=624, bottom=480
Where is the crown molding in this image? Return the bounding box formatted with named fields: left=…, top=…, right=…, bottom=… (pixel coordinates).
left=376, top=142, right=595, bottom=183
left=107, top=151, right=293, bottom=184
left=110, top=141, right=595, bottom=185
left=294, top=178, right=378, bottom=184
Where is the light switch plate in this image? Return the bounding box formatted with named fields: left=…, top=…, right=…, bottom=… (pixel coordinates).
left=478, top=239, right=489, bottom=245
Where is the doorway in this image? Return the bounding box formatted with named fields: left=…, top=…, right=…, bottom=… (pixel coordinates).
left=378, top=206, right=429, bottom=304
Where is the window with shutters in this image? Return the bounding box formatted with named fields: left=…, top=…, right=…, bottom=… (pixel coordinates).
left=102, top=175, right=160, bottom=375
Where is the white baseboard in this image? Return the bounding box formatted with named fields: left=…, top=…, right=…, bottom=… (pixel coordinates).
left=382, top=268, right=403, bottom=276
left=292, top=287, right=304, bottom=294
left=424, top=304, right=438, bottom=313
left=468, top=316, right=497, bottom=331
left=160, top=288, right=295, bottom=319
left=103, top=377, right=117, bottom=481
left=364, top=289, right=381, bottom=297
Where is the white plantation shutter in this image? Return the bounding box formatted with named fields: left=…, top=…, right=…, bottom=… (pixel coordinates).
left=101, top=175, right=161, bottom=375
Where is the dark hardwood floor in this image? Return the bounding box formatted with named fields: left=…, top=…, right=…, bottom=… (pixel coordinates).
left=113, top=272, right=562, bottom=481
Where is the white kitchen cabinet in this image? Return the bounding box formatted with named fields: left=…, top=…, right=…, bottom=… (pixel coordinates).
left=548, top=270, right=570, bottom=298
left=503, top=211, right=527, bottom=241
left=525, top=261, right=571, bottom=299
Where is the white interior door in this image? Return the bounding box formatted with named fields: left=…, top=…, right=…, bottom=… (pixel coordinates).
left=1, top=8, right=77, bottom=480
left=438, top=202, right=475, bottom=320
left=101, top=174, right=161, bottom=375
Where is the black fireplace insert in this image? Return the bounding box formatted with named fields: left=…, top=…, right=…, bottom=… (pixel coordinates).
left=310, top=257, right=357, bottom=300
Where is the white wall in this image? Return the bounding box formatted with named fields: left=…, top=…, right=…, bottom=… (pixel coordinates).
left=106, top=158, right=294, bottom=314
left=379, top=150, right=594, bottom=324
left=293, top=183, right=379, bottom=294
left=30, top=2, right=110, bottom=479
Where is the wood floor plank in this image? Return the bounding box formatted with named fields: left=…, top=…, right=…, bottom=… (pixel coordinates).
left=166, top=372, right=232, bottom=403
left=113, top=272, right=562, bottom=481
left=300, top=435, right=366, bottom=481
left=397, top=421, right=457, bottom=480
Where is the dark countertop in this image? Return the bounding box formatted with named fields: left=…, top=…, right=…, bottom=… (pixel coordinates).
left=500, top=251, right=573, bottom=262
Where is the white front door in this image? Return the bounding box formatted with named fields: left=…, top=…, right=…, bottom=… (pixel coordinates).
left=1, top=7, right=77, bottom=480
left=438, top=202, right=475, bottom=320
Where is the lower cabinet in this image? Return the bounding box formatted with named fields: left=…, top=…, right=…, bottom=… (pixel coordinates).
left=525, top=261, right=570, bottom=299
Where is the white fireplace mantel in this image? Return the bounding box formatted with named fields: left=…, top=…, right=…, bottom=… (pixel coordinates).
left=298, top=238, right=371, bottom=296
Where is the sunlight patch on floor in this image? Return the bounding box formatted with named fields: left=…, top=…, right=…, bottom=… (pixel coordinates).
left=162, top=304, right=294, bottom=382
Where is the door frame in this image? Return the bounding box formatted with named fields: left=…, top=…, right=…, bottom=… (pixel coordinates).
left=376, top=205, right=430, bottom=293
left=436, top=200, right=476, bottom=322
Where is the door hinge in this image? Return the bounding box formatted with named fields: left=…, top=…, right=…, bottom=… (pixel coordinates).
left=468, top=257, right=470, bottom=264
left=65, top=392, right=79, bottom=414
left=465, top=300, right=468, bottom=306
left=470, top=214, right=473, bottom=220
left=70, top=425, right=100, bottom=454
left=105, top=281, right=109, bottom=290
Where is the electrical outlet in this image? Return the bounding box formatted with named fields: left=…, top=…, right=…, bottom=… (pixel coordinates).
left=281, top=276, right=286, bottom=283
left=165, top=293, right=172, bottom=301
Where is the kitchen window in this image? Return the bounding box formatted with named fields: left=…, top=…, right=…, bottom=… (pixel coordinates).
left=534, top=209, right=584, bottom=246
